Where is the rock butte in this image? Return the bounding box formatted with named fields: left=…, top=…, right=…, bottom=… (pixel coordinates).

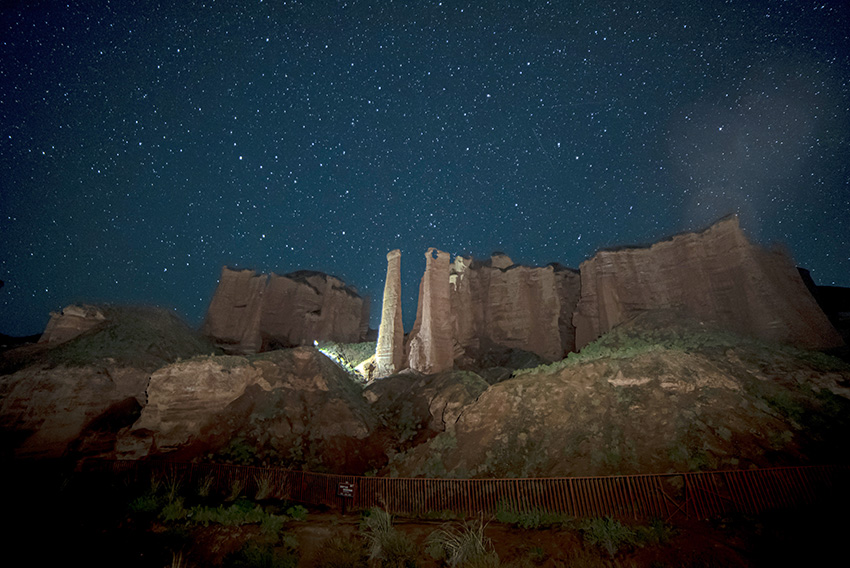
left=203, top=267, right=370, bottom=354
left=376, top=215, right=843, bottom=374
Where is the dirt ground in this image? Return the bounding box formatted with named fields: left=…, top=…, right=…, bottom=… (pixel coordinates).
left=182, top=506, right=845, bottom=567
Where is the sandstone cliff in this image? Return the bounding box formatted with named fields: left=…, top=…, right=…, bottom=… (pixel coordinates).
left=402, top=251, right=581, bottom=373
left=573, top=216, right=844, bottom=351
left=203, top=267, right=370, bottom=354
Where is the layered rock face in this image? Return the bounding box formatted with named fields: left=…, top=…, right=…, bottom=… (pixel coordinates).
left=450, top=254, right=570, bottom=362
left=401, top=251, right=581, bottom=373
left=573, top=216, right=844, bottom=350
left=39, top=304, right=106, bottom=344
left=407, top=249, right=454, bottom=374
left=374, top=250, right=404, bottom=378
left=203, top=267, right=370, bottom=353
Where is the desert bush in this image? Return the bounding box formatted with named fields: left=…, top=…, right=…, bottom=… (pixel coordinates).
left=222, top=541, right=298, bottom=568
left=189, top=499, right=268, bottom=526
left=581, top=516, right=636, bottom=557
left=317, top=536, right=369, bottom=568
left=196, top=474, right=215, bottom=498
left=425, top=517, right=498, bottom=568
left=254, top=472, right=275, bottom=501
left=634, top=518, right=674, bottom=545
left=160, top=497, right=189, bottom=522
left=360, top=508, right=419, bottom=568
left=227, top=478, right=246, bottom=502
left=494, top=502, right=572, bottom=529
left=285, top=504, right=308, bottom=521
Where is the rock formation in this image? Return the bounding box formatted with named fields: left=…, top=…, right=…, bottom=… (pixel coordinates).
left=402, top=251, right=580, bottom=372
left=450, top=254, right=568, bottom=362
left=374, top=250, right=404, bottom=378
left=203, top=267, right=370, bottom=354
left=572, top=216, right=844, bottom=350
left=118, top=347, right=384, bottom=473
left=39, top=304, right=106, bottom=344
left=407, top=248, right=454, bottom=374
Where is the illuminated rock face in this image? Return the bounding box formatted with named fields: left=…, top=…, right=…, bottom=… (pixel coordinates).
left=450, top=254, right=572, bottom=363
left=573, top=216, right=844, bottom=350
left=404, top=251, right=581, bottom=372
left=203, top=267, right=369, bottom=353
left=407, top=248, right=455, bottom=374
left=375, top=250, right=404, bottom=378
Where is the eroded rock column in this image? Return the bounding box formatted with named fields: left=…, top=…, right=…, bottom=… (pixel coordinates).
left=408, top=248, right=454, bottom=374
left=375, top=249, right=404, bottom=377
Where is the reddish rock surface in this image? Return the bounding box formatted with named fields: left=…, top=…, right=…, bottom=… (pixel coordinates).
left=118, top=347, right=384, bottom=473
left=203, top=267, right=370, bottom=354
left=407, top=248, right=454, bottom=374
left=400, top=251, right=581, bottom=372
left=572, top=216, right=844, bottom=350
left=39, top=304, right=106, bottom=344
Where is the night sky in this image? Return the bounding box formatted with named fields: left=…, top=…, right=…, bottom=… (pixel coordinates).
left=2, top=1, right=849, bottom=337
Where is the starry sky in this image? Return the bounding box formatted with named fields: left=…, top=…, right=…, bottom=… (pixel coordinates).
left=2, top=0, right=849, bottom=337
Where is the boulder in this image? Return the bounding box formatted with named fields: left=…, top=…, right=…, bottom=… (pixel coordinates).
left=573, top=215, right=843, bottom=351
left=203, top=267, right=370, bottom=354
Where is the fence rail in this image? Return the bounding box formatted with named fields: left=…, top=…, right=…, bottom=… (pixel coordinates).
left=81, top=460, right=849, bottom=521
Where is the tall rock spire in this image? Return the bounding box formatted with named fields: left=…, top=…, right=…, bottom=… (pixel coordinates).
left=375, top=249, right=404, bottom=377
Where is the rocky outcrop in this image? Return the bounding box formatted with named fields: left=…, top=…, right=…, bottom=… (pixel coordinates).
left=385, top=321, right=850, bottom=478
left=118, top=347, right=385, bottom=473
left=375, top=250, right=404, bottom=378
left=203, top=267, right=370, bottom=354
left=0, top=364, right=147, bottom=459
left=573, top=216, right=844, bottom=351
left=39, top=304, right=106, bottom=344
left=407, top=249, right=454, bottom=374
left=1, top=305, right=216, bottom=459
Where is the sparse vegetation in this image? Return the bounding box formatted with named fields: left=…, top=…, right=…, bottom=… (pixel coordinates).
left=495, top=502, right=573, bottom=529
left=317, top=536, right=369, bottom=568
left=43, top=305, right=217, bottom=370
left=581, top=516, right=637, bottom=557
left=425, top=517, right=499, bottom=567
left=360, top=508, right=419, bottom=568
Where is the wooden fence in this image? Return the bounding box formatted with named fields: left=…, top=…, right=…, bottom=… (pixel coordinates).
left=83, top=460, right=849, bottom=521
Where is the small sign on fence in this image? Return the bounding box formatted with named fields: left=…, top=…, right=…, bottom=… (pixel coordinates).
left=337, top=481, right=355, bottom=498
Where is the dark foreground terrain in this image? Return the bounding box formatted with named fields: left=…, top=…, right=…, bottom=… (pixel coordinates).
left=7, top=462, right=849, bottom=568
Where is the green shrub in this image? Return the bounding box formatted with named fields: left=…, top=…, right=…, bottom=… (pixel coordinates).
left=160, top=497, right=188, bottom=522
left=581, top=517, right=636, bottom=557
left=128, top=493, right=163, bottom=514
left=494, top=502, right=572, bottom=529
left=285, top=504, right=308, bottom=521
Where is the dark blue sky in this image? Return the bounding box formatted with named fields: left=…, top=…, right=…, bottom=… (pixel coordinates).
left=2, top=0, right=848, bottom=336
